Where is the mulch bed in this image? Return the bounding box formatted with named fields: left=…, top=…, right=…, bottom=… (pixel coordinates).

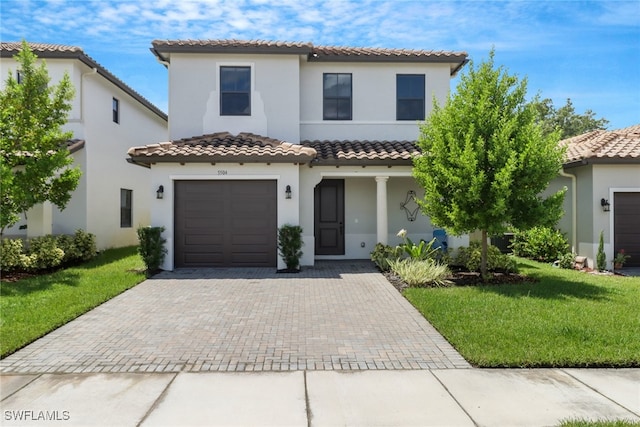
left=384, top=269, right=536, bottom=293
left=1, top=270, right=46, bottom=283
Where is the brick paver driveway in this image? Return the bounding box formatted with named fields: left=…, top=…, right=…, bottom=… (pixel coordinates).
left=0, top=261, right=469, bottom=373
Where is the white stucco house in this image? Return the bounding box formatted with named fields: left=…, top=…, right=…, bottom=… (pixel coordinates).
left=127, top=39, right=469, bottom=270
left=0, top=42, right=168, bottom=249
left=548, top=125, right=640, bottom=268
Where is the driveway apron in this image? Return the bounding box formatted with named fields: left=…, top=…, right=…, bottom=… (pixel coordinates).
left=0, top=261, right=469, bottom=373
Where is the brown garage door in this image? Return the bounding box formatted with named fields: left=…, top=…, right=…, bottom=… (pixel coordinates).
left=614, top=192, right=640, bottom=267
left=174, top=180, right=277, bottom=268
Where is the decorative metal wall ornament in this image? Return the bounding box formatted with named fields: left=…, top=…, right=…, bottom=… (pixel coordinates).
left=400, top=190, right=420, bottom=221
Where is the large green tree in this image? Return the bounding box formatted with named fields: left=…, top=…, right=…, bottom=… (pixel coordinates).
left=1, top=41, right=80, bottom=233
left=413, top=50, right=566, bottom=278
left=532, top=97, right=609, bottom=139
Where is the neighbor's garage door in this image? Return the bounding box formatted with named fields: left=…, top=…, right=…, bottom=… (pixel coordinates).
left=614, top=192, right=640, bottom=267
left=174, top=180, right=277, bottom=268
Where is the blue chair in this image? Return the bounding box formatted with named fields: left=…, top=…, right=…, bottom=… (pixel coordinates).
left=433, top=229, right=448, bottom=252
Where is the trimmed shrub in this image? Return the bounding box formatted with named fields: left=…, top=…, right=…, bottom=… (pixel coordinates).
left=370, top=243, right=403, bottom=272
left=137, top=226, right=167, bottom=277
left=388, top=258, right=451, bottom=287
left=557, top=252, right=576, bottom=269
left=597, top=230, right=606, bottom=271
left=73, top=229, right=96, bottom=261
left=454, top=241, right=518, bottom=273
left=0, top=239, right=25, bottom=272
left=277, top=224, right=304, bottom=271
left=511, top=227, right=569, bottom=262
left=27, top=235, right=64, bottom=270
left=56, top=234, right=81, bottom=265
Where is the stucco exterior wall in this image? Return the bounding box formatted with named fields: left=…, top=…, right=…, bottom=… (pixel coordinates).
left=167, top=53, right=300, bottom=143
left=78, top=69, right=166, bottom=248
left=149, top=162, right=300, bottom=271
left=299, top=61, right=451, bottom=141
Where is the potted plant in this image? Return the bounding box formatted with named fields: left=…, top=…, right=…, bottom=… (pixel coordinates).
left=277, top=224, right=303, bottom=273
left=614, top=249, right=630, bottom=269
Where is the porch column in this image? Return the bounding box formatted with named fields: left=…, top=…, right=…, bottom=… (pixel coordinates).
left=26, top=202, right=53, bottom=239
left=375, top=176, right=389, bottom=244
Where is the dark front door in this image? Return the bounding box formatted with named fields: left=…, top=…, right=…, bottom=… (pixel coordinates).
left=314, top=179, right=345, bottom=255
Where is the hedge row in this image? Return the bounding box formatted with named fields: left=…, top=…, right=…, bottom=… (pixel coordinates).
left=1, top=230, right=96, bottom=272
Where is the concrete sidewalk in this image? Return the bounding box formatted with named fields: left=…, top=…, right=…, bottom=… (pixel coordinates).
left=2, top=368, right=639, bottom=426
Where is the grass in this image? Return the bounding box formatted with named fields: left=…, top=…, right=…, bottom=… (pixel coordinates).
left=558, top=419, right=640, bottom=427
left=404, top=258, right=640, bottom=367
left=0, top=246, right=146, bottom=358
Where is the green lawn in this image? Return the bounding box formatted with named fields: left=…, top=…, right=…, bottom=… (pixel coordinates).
left=404, top=258, right=640, bottom=367
left=0, top=246, right=146, bottom=358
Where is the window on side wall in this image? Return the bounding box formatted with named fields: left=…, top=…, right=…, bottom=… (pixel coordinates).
left=323, top=73, right=352, bottom=120
left=396, top=74, right=425, bottom=121
left=112, top=97, right=120, bottom=124
left=16, top=70, right=23, bottom=84
left=220, top=66, right=251, bottom=116
left=120, top=189, right=132, bottom=228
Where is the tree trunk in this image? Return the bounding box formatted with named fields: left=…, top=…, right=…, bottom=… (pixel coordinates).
left=481, top=229, right=489, bottom=280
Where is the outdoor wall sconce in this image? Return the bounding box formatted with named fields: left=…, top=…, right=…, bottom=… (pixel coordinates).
left=400, top=190, right=419, bottom=221
left=600, top=198, right=610, bottom=212
left=285, top=185, right=292, bottom=199
left=156, top=185, right=164, bottom=200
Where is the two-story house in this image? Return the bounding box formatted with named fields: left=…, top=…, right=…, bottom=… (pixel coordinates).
left=127, top=39, right=469, bottom=270
left=1, top=42, right=168, bottom=249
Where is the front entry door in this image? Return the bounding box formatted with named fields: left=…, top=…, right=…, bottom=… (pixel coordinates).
left=314, top=179, right=345, bottom=255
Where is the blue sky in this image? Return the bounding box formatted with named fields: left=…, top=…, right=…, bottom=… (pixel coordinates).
left=1, top=0, right=639, bottom=130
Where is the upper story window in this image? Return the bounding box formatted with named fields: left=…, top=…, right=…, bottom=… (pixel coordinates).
left=16, top=70, right=23, bottom=84
left=323, top=73, right=352, bottom=120
left=220, top=66, right=251, bottom=116
left=396, top=74, right=425, bottom=121
left=112, top=97, right=120, bottom=124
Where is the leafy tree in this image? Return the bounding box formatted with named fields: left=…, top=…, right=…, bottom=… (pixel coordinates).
left=0, top=40, right=80, bottom=233
left=413, top=50, right=566, bottom=278
left=532, top=97, right=609, bottom=139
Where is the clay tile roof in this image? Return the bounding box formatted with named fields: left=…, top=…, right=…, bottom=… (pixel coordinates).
left=0, top=42, right=84, bottom=54
left=128, top=132, right=317, bottom=165
left=311, top=44, right=467, bottom=61
left=562, top=125, right=640, bottom=166
left=302, top=140, right=419, bottom=165
left=151, top=39, right=468, bottom=75
left=1, top=42, right=167, bottom=121
left=151, top=39, right=313, bottom=55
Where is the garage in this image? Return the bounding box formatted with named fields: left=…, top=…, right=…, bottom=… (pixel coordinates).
left=174, top=180, right=277, bottom=268
left=614, top=192, right=640, bottom=267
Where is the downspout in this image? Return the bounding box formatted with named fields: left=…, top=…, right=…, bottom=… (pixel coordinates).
left=559, top=168, right=577, bottom=253
left=80, top=67, right=98, bottom=122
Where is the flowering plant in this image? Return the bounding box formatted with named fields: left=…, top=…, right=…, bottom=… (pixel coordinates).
left=614, top=249, right=630, bottom=266
left=396, top=229, right=439, bottom=260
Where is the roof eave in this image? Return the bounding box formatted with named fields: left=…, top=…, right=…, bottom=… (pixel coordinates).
left=309, top=159, right=414, bottom=167
left=128, top=155, right=315, bottom=165
left=563, top=157, right=640, bottom=169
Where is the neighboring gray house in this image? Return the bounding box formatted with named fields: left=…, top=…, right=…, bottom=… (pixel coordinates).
left=548, top=125, right=640, bottom=268
left=0, top=42, right=168, bottom=249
